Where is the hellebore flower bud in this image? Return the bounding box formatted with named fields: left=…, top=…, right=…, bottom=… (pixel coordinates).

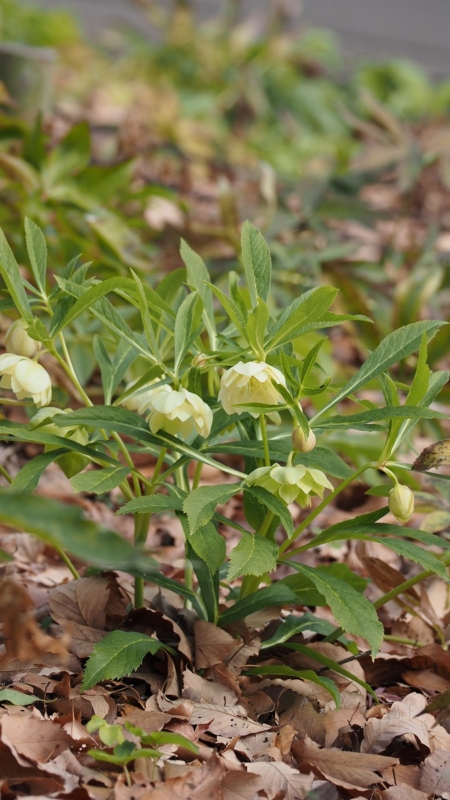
left=5, top=320, right=41, bottom=358
left=389, top=484, right=414, bottom=522
left=218, top=361, right=286, bottom=418
left=0, top=354, right=51, bottom=407
left=292, top=426, right=316, bottom=453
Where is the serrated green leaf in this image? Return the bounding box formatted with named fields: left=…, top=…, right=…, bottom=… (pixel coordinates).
left=180, top=239, right=216, bottom=346
left=82, top=631, right=171, bottom=690
left=282, top=642, right=377, bottom=700
left=189, top=521, right=226, bottom=574
left=241, top=221, right=272, bottom=305
left=313, top=320, right=446, bottom=422
left=313, top=405, right=446, bottom=430
left=24, top=218, right=47, bottom=295
left=174, top=291, right=203, bottom=371
left=208, top=283, right=248, bottom=338
left=246, top=485, right=294, bottom=536
left=285, top=562, right=384, bottom=656
left=117, top=494, right=184, bottom=515
left=227, top=532, right=278, bottom=581
left=243, top=665, right=341, bottom=706
left=267, top=287, right=338, bottom=351
left=0, top=226, right=33, bottom=321
left=10, top=448, right=68, bottom=493
left=93, top=337, right=136, bottom=406
left=183, top=483, right=241, bottom=533
left=261, top=613, right=341, bottom=649
left=0, top=689, right=37, bottom=706
left=71, top=466, right=130, bottom=495
left=246, top=298, right=270, bottom=356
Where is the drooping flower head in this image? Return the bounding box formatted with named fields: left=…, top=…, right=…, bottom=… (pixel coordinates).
left=0, top=354, right=51, bottom=407
left=146, top=385, right=212, bottom=439
left=5, top=319, right=41, bottom=359
left=246, top=462, right=333, bottom=507
left=219, top=361, right=286, bottom=418
left=121, top=378, right=170, bottom=415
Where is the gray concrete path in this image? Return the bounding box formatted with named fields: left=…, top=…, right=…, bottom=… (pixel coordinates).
left=25, top=0, right=450, bottom=76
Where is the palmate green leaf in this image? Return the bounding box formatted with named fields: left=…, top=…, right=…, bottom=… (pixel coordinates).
left=183, top=483, right=242, bottom=533
left=131, top=269, right=161, bottom=362
left=246, top=298, right=270, bottom=356
left=284, top=562, right=384, bottom=656
left=0, top=227, right=33, bottom=321
left=266, top=287, right=338, bottom=351
left=82, top=631, right=172, bottom=690
left=246, top=485, right=294, bottom=536
left=281, top=563, right=368, bottom=606
left=71, top=466, right=130, bottom=495
left=218, top=584, right=298, bottom=627
left=241, top=221, right=272, bottom=305
left=243, top=665, right=341, bottom=707
left=227, top=532, right=278, bottom=581
left=208, top=283, right=248, bottom=338
left=189, top=520, right=226, bottom=574
left=389, top=369, right=449, bottom=457
left=24, top=217, right=47, bottom=295
left=312, top=405, right=446, bottom=430
left=370, top=537, right=449, bottom=578
left=186, top=540, right=218, bottom=623
left=313, top=320, right=446, bottom=422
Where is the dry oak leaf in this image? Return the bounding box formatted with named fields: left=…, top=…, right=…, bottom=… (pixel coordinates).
left=194, top=621, right=236, bottom=669
left=0, top=711, right=74, bottom=765
left=246, top=760, right=313, bottom=800
left=420, top=749, right=450, bottom=796
left=361, top=693, right=430, bottom=754
left=188, top=702, right=271, bottom=738
left=292, top=736, right=398, bottom=791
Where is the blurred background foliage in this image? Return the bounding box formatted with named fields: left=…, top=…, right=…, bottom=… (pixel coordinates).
left=1, top=0, right=450, bottom=377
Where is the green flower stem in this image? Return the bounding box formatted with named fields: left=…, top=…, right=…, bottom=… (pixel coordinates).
left=260, top=414, right=271, bottom=467
left=278, top=462, right=372, bottom=557
left=54, top=543, right=81, bottom=581
left=0, top=463, right=12, bottom=484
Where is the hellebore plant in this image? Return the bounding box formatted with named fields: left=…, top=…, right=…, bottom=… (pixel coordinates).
left=0, top=218, right=448, bottom=664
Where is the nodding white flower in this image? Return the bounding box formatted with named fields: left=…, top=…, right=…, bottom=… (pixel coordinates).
left=29, top=407, right=88, bottom=445
left=146, top=386, right=212, bottom=438
left=389, top=484, right=414, bottom=522
left=292, top=426, right=316, bottom=453
left=0, top=354, right=51, bottom=407
left=218, top=361, right=286, bottom=418
left=247, top=462, right=333, bottom=506
left=121, top=379, right=170, bottom=415
left=5, top=319, right=41, bottom=359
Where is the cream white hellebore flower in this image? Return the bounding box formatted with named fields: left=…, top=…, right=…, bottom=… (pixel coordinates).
left=5, top=319, right=40, bottom=358
left=29, top=407, right=88, bottom=445
left=146, top=386, right=212, bottom=438
left=0, top=354, right=51, bottom=407
left=218, top=361, right=286, bottom=418
left=121, top=379, right=170, bottom=415
left=247, top=462, right=333, bottom=507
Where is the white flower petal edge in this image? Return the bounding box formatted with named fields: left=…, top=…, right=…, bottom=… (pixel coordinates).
left=146, top=386, right=212, bottom=438
left=5, top=320, right=40, bottom=358
left=218, top=361, right=286, bottom=417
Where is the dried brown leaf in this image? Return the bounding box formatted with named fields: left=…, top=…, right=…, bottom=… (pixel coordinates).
left=413, top=439, right=450, bottom=471
left=0, top=712, right=74, bottom=765
left=380, top=787, right=428, bottom=800
left=246, top=760, right=313, bottom=800
left=420, top=749, right=450, bottom=795
left=194, top=621, right=236, bottom=669
left=221, top=769, right=264, bottom=800
left=292, top=736, right=398, bottom=790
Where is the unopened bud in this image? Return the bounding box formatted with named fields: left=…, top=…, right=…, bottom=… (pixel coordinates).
left=5, top=320, right=41, bottom=358
left=389, top=484, right=414, bottom=522
left=292, top=426, right=316, bottom=453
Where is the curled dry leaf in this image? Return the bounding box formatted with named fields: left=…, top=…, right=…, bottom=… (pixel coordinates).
left=0, top=711, right=74, bottom=765
left=413, top=440, right=450, bottom=471
left=194, top=621, right=236, bottom=669
left=420, top=749, right=450, bottom=796
left=361, top=693, right=430, bottom=755
left=246, top=760, right=313, bottom=800
left=0, top=579, right=70, bottom=667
